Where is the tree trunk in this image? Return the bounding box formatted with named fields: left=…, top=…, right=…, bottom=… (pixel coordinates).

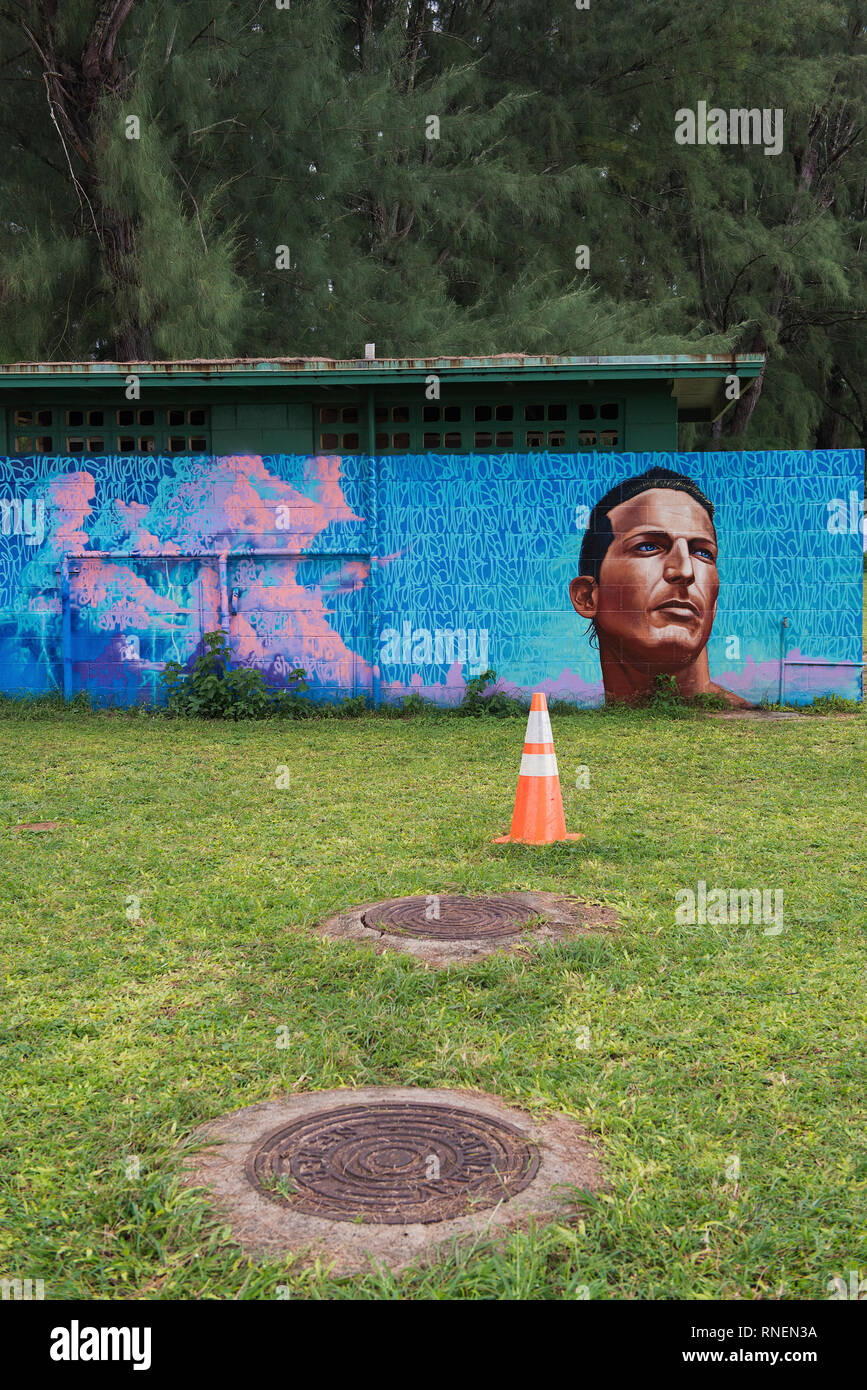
left=17, top=0, right=147, bottom=358
left=815, top=364, right=845, bottom=448
left=727, top=330, right=767, bottom=436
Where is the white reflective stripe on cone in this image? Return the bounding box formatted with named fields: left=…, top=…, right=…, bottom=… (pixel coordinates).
left=519, top=753, right=559, bottom=778
left=525, top=710, right=554, bottom=743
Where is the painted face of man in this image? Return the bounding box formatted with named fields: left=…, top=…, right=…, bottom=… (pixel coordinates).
left=576, top=488, right=720, bottom=667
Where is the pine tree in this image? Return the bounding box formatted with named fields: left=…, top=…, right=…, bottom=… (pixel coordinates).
left=0, top=0, right=863, bottom=453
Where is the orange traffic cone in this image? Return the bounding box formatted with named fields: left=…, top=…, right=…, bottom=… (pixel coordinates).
left=493, top=692, right=584, bottom=845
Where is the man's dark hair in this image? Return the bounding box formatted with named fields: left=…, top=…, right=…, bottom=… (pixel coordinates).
left=578, top=467, right=716, bottom=583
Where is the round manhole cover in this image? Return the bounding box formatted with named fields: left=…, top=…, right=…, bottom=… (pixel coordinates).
left=361, top=894, right=535, bottom=940
left=245, top=1101, right=540, bottom=1224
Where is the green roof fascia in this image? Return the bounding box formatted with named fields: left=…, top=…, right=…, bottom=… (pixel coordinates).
left=0, top=355, right=765, bottom=391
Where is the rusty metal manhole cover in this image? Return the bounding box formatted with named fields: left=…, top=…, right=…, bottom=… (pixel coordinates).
left=245, top=1101, right=540, bottom=1224
left=361, top=894, right=536, bottom=940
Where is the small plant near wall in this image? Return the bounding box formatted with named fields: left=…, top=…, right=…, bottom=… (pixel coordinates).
left=643, top=672, right=727, bottom=714
left=647, top=672, right=685, bottom=712
left=161, top=630, right=307, bottom=719
left=458, top=669, right=527, bottom=717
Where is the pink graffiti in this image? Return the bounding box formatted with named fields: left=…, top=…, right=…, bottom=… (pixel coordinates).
left=318, top=560, right=370, bottom=593
left=124, top=453, right=363, bottom=553
left=229, top=554, right=372, bottom=681
left=117, top=501, right=181, bottom=555
left=74, top=560, right=190, bottom=631
left=378, top=653, right=859, bottom=708
left=47, top=473, right=95, bottom=553
left=719, top=648, right=861, bottom=702
left=61, top=454, right=373, bottom=687
left=379, top=663, right=606, bottom=707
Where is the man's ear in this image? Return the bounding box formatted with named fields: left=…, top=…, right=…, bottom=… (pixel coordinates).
left=569, top=575, right=597, bottom=619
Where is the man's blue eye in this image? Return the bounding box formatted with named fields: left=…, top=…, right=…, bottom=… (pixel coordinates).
left=635, top=542, right=658, bottom=552
left=694, top=547, right=715, bottom=561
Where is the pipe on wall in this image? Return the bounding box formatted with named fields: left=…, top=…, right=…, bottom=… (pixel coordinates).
left=60, top=556, right=72, bottom=700
left=368, top=440, right=380, bottom=707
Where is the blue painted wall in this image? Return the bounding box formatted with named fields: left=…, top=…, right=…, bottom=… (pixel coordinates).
left=0, top=448, right=862, bottom=706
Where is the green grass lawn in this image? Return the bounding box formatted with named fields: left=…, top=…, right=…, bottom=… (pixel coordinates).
left=1, top=703, right=865, bottom=1300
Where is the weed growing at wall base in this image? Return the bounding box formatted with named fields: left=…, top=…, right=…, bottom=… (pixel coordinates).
left=0, top=683, right=860, bottom=722
left=161, top=631, right=306, bottom=719
left=638, top=673, right=729, bottom=714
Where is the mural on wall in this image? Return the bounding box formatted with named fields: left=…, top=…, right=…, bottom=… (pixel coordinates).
left=0, top=448, right=863, bottom=706
left=0, top=452, right=372, bottom=702
left=373, top=447, right=863, bottom=707
left=568, top=467, right=753, bottom=707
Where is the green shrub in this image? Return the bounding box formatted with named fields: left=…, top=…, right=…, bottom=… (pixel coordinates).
left=458, top=669, right=527, bottom=718
left=160, top=630, right=307, bottom=719
left=642, top=673, right=727, bottom=714
left=398, top=691, right=431, bottom=716
left=804, top=693, right=862, bottom=713
left=592, top=673, right=729, bottom=717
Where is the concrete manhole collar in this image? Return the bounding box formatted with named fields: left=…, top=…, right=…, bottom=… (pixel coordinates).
left=319, top=891, right=619, bottom=965
left=183, top=1087, right=603, bottom=1274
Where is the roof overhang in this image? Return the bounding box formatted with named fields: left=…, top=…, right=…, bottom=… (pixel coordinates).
left=670, top=365, right=764, bottom=424
left=0, top=353, right=764, bottom=421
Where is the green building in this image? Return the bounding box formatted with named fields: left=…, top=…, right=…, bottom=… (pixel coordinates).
left=0, top=353, right=763, bottom=458
left=2, top=349, right=862, bottom=713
